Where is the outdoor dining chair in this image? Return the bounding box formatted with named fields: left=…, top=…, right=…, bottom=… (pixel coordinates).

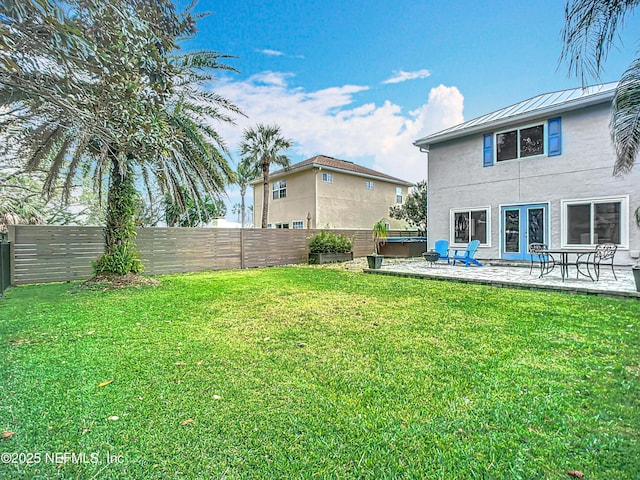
left=452, top=240, right=482, bottom=267
left=528, top=242, right=555, bottom=278
left=576, top=242, right=618, bottom=281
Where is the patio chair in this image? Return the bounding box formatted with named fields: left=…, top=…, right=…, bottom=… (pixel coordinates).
left=528, top=242, right=555, bottom=278
left=433, top=239, right=450, bottom=263
left=452, top=240, right=482, bottom=267
left=576, top=243, right=618, bottom=281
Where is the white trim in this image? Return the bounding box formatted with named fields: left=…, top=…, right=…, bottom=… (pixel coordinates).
left=495, top=120, right=547, bottom=163
left=449, top=206, right=491, bottom=248
left=560, top=195, right=629, bottom=249
left=498, top=202, right=551, bottom=259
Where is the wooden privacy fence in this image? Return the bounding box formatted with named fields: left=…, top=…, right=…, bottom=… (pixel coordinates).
left=8, top=225, right=417, bottom=285
left=0, top=242, right=10, bottom=295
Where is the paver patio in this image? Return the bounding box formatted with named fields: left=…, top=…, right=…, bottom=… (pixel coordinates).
left=364, top=258, right=640, bottom=299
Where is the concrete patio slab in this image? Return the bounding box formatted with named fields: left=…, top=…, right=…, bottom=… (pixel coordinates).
left=364, top=259, right=640, bottom=299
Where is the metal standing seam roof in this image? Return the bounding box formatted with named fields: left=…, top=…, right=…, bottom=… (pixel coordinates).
left=248, top=154, right=414, bottom=186
left=414, top=82, right=618, bottom=147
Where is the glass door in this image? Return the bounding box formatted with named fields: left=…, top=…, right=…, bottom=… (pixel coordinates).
left=501, top=204, right=547, bottom=260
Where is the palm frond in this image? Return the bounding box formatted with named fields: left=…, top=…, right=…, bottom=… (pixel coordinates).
left=612, top=56, right=640, bottom=174
left=561, top=0, right=640, bottom=84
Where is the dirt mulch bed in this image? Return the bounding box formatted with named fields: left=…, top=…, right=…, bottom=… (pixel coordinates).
left=77, top=273, right=160, bottom=291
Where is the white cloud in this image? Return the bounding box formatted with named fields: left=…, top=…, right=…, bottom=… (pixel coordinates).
left=259, top=49, right=285, bottom=56
left=383, top=69, right=431, bottom=84
left=212, top=74, right=464, bottom=216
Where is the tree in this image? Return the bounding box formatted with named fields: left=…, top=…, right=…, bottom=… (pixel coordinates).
left=561, top=0, right=640, bottom=174
left=164, top=186, right=226, bottom=227
left=239, top=124, right=292, bottom=228
left=389, top=180, right=428, bottom=235
left=235, top=157, right=260, bottom=227
left=1, top=0, right=241, bottom=275
left=0, top=163, right=107, bottom=239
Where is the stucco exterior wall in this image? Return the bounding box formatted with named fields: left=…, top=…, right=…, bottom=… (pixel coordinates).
left=315, top=170, right=407, bottom=229
left=252, top=169, right=316, bottom=228
left=426, top=102, right=640, bottom=264
left=252, top=168, right=410, bottom=229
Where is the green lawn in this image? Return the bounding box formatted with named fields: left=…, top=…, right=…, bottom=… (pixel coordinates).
left=0, top=267, right=638, bottom=479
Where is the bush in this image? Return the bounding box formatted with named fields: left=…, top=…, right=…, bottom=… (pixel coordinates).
left=308, top=231, right=352, bottom=254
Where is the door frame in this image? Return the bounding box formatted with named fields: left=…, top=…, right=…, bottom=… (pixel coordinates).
left=499, top=202, right=550, bottom=261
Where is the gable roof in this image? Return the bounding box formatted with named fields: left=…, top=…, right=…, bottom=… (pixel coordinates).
left=414, top=82, right=617, bottom=148
left=249, top=154, right=414, bottom=186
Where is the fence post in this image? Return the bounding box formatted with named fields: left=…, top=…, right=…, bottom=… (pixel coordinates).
left=7, top=225, right=16, bottom=288
left=240, top=227, right=245, bottom=269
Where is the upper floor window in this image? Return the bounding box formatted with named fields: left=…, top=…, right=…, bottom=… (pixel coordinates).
left=396, top=187, right=403, bottom=204
left=272, top=179, right=286, bottom=199
left=292, top=221, right=304, bottom=229
left=496, top=124, right=544, bottom=161
left=562, top=196, right=628, bottom=247
left=275, top=222, right=289, bottom=229
left=484, top=117, right=561, bottom=167
left=322, top=173, right=333, bottom=183
left=451, top=208, right=489, bottom=246
left=365, top=181, right=374, bottom=190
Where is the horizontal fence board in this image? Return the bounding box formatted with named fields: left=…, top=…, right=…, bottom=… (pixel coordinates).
left=9, top=225, right=418, bottom=284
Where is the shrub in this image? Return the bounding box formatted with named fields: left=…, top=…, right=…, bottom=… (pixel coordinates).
left=308, top=231, right=352, bottom=254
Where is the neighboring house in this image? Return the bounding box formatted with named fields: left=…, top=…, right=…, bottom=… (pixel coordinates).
left=414, top=82, right=640, bottom=265
left=250, top=155, right=414, bottom=229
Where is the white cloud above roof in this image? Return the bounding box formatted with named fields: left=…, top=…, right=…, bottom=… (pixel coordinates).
left=213, top=74, right=463, bottom=210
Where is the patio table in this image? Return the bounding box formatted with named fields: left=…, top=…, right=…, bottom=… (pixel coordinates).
left=540, top=248, right=597, bottom=282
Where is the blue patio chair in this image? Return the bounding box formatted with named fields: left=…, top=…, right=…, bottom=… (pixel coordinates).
left=452, top=240, right=483, bottom=267
left=433, top=239, right=450, bottom=263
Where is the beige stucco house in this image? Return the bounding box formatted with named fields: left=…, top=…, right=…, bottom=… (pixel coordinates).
left=250, top=155, right=414, bottom=229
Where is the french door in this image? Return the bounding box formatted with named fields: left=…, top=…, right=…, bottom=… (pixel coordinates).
left=501, top=204, right=548, bottom=260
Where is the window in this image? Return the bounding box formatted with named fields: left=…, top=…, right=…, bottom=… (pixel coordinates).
left=451, top=208, right=489, bottom=245
left=322, top=173, right=333, bottom=183
left=292, top=221, right=304, bottom=229
left=365, top=181, right=374, bottom=190
left=496, top=123, right=544, bottom=161
left=484, top=118, right=561, bottom=167
left=272, top=179, right=286, bottom=199
left=563, top=197, right=627, bottom=246
left=275, top=222, right=289, bottom=229
left=396, top=187, right=403, bottom=204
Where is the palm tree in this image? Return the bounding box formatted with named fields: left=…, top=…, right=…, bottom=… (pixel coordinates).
left=235, top=158, right=260, bottom=227
left=240, top=124, right=292, bottom=228
left=0, top=0, right=241, bottom=274
left=561, top=0, right=640, bottom=174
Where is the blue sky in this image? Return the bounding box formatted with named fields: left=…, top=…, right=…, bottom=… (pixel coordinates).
left=180, top=0, right=639, bottom=222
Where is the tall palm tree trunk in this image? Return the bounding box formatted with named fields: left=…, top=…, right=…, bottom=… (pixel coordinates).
left=240, top=185, right=247, bottom=228
left=96, top=157, right=143, bottom=274
left=261, top=160, right=270, bottom=228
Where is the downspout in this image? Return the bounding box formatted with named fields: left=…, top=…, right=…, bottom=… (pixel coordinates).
left=418, top=145, right=429, bottom=243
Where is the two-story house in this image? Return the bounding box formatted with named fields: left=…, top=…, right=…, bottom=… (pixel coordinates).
left=414, top=82, right=640, bottom=265
left=250, top=155, right=414, bottom=229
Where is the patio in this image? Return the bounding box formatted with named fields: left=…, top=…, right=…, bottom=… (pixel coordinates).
left=364, top=258, right=640, bottom=299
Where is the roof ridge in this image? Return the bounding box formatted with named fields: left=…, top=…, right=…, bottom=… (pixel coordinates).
left=266, top=154, right=413, bottom=185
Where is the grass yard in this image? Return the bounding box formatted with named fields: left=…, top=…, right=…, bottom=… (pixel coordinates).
left=0, top=267, right=638, bottom=479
